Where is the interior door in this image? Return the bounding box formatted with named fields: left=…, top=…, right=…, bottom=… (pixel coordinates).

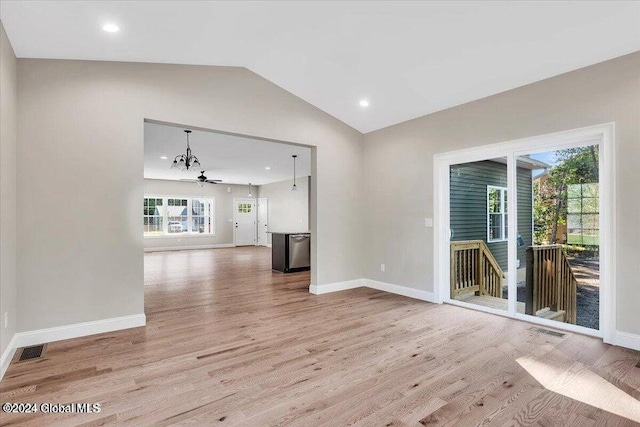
left=234, top=199, right=257, bottom=246
left=257, top=197, right=268, bottom=246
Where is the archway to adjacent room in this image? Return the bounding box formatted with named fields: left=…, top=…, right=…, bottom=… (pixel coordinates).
left=142, top=119, right=315, bottom=312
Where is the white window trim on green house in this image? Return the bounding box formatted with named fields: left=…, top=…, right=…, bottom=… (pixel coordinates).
left=144, top=195, right=215, bottom=238
left=566, top=183, right=600, bottom=246
left=487, top=185, right=508, bottom=242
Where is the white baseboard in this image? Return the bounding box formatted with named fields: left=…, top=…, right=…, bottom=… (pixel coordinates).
left=309, top=278, right=436, bottom=303
left=14, top=314, right=146, bottom=349
left=363, top=279, right=436, bottom=303
left=0, top=334, right=18, bottom=382
left=144, top=243, right=235, bottom=252
left=310, top=279, right=365, bottom=295
left=0, top=314, right=145, bottom=382
left=266, top=243, right=272, bottom=248
left=613, top=331, right=640, bottom=351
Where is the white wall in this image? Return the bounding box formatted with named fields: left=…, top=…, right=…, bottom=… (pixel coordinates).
left=0, top=22, right=17, bottom=359
left=362, top=52, right=640, bottom=335
left=17, top=60, right=364, bottom=332
left=143, top=179, right=251, bottom=250
left=258, top=177, right=310, bottom=244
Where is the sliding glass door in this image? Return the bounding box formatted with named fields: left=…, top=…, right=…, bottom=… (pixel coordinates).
left=436, top=124, right=611, bottom=339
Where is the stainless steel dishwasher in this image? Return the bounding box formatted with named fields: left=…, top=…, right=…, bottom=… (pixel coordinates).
left=288, top=234, right=311, bottom=269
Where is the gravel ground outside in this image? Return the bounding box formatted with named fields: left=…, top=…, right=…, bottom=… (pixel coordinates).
left=569, top=257, right=600, bottom=330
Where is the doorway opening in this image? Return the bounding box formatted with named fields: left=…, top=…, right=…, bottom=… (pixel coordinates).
left=142, top=119, right=314, bottom=312
left=434, top=123, right=615, bottom=342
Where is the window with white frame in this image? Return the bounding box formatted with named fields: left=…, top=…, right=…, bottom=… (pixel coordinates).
left=487, top=186, right=507, bottom=242
left=566, top=183, right=599, bottom=246
left=143, top=197, right=164, bottom=236
left=191, top=199, right=213, bottom=234
left=144, top=196, right=214, bottom=237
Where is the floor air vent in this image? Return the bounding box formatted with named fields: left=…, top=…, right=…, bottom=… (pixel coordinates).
left=528, top=327, right=565, bottom=338
left=18, top=345, right=45, bottom=361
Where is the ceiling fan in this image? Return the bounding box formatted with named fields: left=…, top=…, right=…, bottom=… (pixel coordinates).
left=180, top=171, right=222, bottom=185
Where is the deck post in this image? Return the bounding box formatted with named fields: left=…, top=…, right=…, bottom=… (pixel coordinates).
left=553, top=246, right=561, bottom=312
left=478, top=248, right=484, bottom=297
left=525, top=247, right=534, bottom=315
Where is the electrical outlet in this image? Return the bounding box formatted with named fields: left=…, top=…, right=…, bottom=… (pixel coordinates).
left=380, top=264, right=385, bottom=272
left=4, top=312, right=8, bottom=329
left=424, top=218, right=433, bottom=227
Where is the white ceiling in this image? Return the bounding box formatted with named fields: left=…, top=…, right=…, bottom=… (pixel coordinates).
left=1, top=1, right=639, bottom=133
left=144, top=122, right=311, bottom=185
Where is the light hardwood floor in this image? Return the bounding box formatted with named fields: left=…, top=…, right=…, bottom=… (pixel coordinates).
left=1, top=247, right=639, bottom=426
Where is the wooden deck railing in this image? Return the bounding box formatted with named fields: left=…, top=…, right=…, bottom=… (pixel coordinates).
left=450, top=240, right=504, bottom=298
left=525, top=245, right=577, bottom=324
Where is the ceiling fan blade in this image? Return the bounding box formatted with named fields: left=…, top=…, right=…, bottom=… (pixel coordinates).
left=179, top=179, right=200, bottom=182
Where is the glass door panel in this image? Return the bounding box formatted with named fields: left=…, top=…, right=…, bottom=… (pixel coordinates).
left=516, top=146, right=600, bottom=330
left=449, top=157, right=509, bottom=311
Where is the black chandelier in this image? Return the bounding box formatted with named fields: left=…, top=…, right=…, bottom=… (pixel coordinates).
left=170, top=130, right=201, bottom=171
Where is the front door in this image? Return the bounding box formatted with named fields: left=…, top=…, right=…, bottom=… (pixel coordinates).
left=257, top=198, right=268, bottom=246
left=234, top=199, right=256, bottom=246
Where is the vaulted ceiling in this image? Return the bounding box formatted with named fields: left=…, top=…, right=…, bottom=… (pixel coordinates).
left=1, top=1, right=638, bottom=133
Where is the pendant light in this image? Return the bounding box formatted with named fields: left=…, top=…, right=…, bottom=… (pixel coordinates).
left=248, top=183, right=253, bottom=197
left=170, top=130, right=201, bottom=171
left=291, top=155, right=298, bottom=191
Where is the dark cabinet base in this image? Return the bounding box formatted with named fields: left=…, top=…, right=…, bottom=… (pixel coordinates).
left=272, top=267, right=310, bottom=274
left=271, top=233, right=311, bottom=273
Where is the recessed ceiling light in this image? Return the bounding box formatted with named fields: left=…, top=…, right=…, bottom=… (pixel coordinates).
left=359, top=99, right=370, bottom=107
left=160, top=156, right=168, bottom=160
left=265, top=166, right=271, bottom=170
left=102, top=23, right=120, bottom=33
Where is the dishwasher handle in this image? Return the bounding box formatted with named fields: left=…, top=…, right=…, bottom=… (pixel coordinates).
left=290, top=234, right=310, bottom=240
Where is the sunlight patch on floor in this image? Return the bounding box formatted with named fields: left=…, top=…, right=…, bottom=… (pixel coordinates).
left=517, top=356, right=640, bottom=423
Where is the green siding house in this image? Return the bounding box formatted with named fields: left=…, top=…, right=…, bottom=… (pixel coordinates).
left=449, top=158, right=547, bottom=272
